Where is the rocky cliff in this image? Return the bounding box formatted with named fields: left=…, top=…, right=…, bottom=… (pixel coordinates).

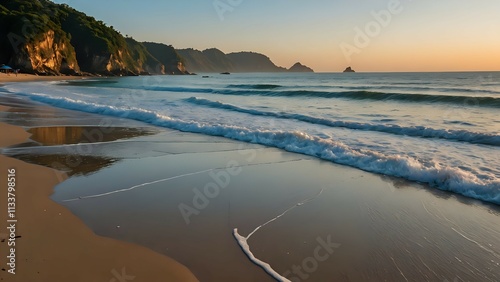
left=0, top=0, right=312, bottom=76
left=0, top=0, right=185, bottom=76
left=177, top=48, right=227, bottom=73
left=142, top=42, right=188, bottom=75
left=9, top=29, right=80, bottom=75
left=126, top=39, right=165, bottom=75
left=0, top=1, right=80, bottom=75
left=202, top=48, right=236, bottom=72
left=58, top=4, right=140, bottom=75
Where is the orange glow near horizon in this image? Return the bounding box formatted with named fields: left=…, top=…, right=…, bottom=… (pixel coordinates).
left=259, top=42, right=500, bottom=73
left=52, top=0, right=500, bottom=72
left=266, top=17, right=500, bottom=73
left=221, top=1, right=500, bottom=72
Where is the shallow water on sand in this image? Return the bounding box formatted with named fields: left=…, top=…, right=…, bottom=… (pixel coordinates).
left=3, top=72, right=499, bottom=205
left=3, top=117, right=498, bottom=281
left=52, top=132, right=500, bottom=281
left=2, top=81, right=500, bottom=281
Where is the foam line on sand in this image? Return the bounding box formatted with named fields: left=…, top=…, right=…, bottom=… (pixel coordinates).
left=63, top=159, right=305, bottom=202
left=233, top=188, right=324, bottom=282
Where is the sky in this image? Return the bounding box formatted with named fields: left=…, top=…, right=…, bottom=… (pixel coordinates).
left=52, top=0, right=500, bottom=72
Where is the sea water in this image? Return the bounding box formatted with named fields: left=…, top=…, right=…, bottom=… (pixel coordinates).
left=2, top=72, right=499, bottom=204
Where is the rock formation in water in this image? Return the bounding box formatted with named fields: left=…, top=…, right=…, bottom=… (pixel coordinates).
left=343, top=66, right=355, bottom=73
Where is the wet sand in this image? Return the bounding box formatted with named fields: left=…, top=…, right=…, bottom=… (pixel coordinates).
left=0, top=99, right=199, bottom=281
left=1, top=91, right=500, bottom=281
left=44, top=137, right=500, bottom=281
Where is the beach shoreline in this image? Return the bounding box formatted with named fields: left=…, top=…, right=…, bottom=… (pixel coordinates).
left=1, top=78, right=499, bottom=281
left=0, top=103, right=199, bottom=281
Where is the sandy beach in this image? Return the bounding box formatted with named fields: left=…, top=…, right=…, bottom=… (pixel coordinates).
left=1, top=0, right=499, bottom=280
left=0, top=72, right=86, bottom=83
left=0, top=100, right=199, bottom=281
left=1, top=79, right=499, bottom=281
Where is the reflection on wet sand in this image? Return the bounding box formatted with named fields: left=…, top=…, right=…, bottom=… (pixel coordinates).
left=8, top=126, right=159, bottom=176
left=14, top=154, right=117, bottom=176
left=27, top=126, right=158, bottom=146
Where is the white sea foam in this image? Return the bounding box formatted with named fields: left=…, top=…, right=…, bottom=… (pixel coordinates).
left=186, top=97, right=500, bottom=146
left=233, top=230, right=291, bottom=282
left=13, top=91, right=500, bottom=205
left=233, top=189, right=324, bottom=281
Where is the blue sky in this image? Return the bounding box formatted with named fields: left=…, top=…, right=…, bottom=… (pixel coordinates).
left=52, top=0, right=500, bottom=72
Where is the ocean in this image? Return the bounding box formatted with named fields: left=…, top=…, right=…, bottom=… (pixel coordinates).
left=2, top=72, right=499, bottom=204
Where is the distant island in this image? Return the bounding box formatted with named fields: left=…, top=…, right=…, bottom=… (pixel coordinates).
left=0, top=0, right=313, bottom=76
left=177, top=48, right=313, bottom=73
left=343, top=66, right=355, bottom=73
left=288, top=62, right=314, bottom=73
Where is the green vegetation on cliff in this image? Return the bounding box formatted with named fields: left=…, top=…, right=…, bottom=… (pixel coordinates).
left=176, top=48, right=224, bottom=73
left=142, top=42, right=188, bottom=75
left=0, top=0, right=79, bottom=74
left=125, top=38, right=164, bottom=75
left=57, top=4, right=136, bottom=74
left=0, top=0, right=184, bottom=75
left=0, top=0, right=311, bottom=75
